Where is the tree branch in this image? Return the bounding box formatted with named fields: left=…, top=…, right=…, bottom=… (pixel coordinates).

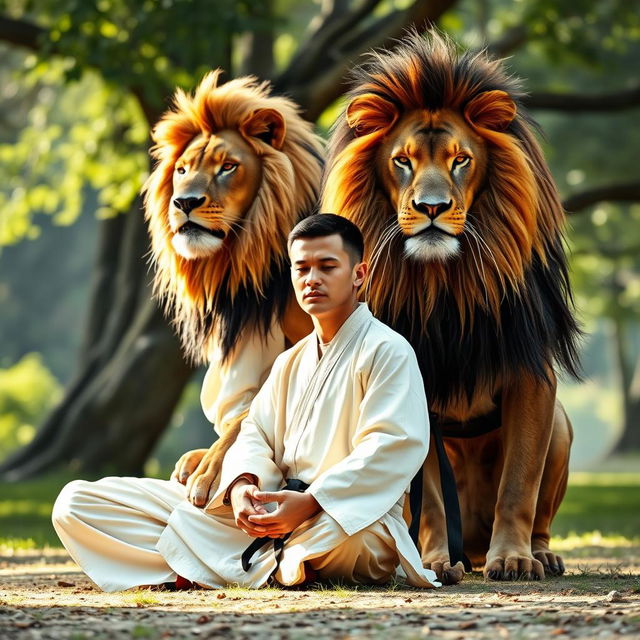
left=563, top=181, right=640, bottom=213
left=572, top=243, right=640, bottom=259
left=0, top=15, right=48, bottom=52
left=525, top=85, right=640, bottom=112
left=276, top=0, right=381, bottom=89
left=487, top=24, right=528, bottom=57
left=277, top=0, right=459, bottom=120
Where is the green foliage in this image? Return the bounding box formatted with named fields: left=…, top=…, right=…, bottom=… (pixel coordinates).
left=4, top=0, right=273, bottom=98
left=0, top=353, right=62, bottom=459
left=0, top=54, right=147, bottom=244
left=0, top=0, right=276, bottom=245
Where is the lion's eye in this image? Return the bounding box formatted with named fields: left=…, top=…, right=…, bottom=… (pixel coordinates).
left=219, top=162, right=238, bottom=174
left=393, top=156, right=412, bottom=169
left=176, top=166, right=186, bottom=175
left=452, top=155, right=471, bottom=169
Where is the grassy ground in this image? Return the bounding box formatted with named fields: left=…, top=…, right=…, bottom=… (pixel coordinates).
left=0, top=468, right=639, bottom=639
left=1, top=469, right=639, bottom=551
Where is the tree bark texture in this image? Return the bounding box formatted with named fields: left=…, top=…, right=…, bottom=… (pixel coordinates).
left=0, top=200, right=194, bottom=480
left=612, top=317, right=640, bottom=453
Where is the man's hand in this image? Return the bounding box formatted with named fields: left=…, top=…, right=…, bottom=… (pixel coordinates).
left=247, top=490, right=322, bottom=536
left=230, top=480, right=271, bottom=538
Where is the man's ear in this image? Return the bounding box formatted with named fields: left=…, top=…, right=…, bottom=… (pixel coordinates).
left=346, top=93, right=398, bottom=137
left=241, top=108, right=286, bottom=149
left=464, top=90, right=516, bottom=131
left=353, top=261, right=368, bottom=288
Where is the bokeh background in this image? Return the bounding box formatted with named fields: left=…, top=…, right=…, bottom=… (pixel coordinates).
left=0, top=0, right=638, bottom=550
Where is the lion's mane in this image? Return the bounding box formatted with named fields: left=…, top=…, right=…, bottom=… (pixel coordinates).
left=144, top=71, right=323, bottom=363
left=323, top=32, right=580, bottom=406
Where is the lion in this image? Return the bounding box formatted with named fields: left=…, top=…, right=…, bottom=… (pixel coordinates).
left=322, top=31, right=581, bottom=583
left=143, top=71, right=322, bottom=505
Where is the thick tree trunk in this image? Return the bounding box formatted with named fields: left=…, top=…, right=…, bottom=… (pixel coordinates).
left=0, top=200, right=194, bottom=480
left=614, top=350, right=640, bottom=453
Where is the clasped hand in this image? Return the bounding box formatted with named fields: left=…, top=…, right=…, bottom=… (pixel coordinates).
left=230, top=480, right=321, bottom=539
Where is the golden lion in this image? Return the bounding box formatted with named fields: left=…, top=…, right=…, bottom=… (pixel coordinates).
left=144, top=71, right=322, bottom=504
left=322, top=32, right=581, bottom=583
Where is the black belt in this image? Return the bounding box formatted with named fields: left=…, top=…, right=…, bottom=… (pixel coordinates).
left=241, top=478, right=309, bottom=572
left=407, top=398, right=502, bottom=573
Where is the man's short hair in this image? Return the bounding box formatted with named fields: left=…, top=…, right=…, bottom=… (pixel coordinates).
left=287, top=213, right=364, bottom=263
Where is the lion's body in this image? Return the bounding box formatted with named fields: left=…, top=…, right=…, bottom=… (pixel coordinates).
left=323, top=32, right=580, bottom=582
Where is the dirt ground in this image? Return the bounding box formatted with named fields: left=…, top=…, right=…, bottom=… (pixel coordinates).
left=1, top=547, right=639, bottom=639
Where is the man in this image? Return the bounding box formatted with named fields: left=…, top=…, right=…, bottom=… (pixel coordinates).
left=52, top=214, right=439, bottom=590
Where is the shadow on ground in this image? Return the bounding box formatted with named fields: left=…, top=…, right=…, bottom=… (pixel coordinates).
left=1, top=549, right=638, bottom=639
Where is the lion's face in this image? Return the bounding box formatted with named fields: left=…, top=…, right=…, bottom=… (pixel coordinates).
left=169, top=130, right=262, bottom=260
left=377, top=110, right=487, bottom=263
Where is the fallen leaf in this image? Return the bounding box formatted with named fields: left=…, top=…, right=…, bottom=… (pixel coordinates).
left=57, top=580, right=75, bottom=587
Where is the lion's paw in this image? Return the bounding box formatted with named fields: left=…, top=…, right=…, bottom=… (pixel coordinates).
left=533, top=549, right=565, bottom=576
left=424, top=559, right=465, bottom=585
left=484, top=554, right=545, bottom=581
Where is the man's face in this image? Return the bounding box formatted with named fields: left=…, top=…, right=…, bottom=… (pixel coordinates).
left=289, top=234, right=365, bottom=318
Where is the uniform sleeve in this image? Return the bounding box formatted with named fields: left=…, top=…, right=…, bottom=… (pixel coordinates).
left=307, top=341, right=430, bottom=536
left=205, top=354, right=287, bottom=513
left=200, top=321, right=285, bottom=437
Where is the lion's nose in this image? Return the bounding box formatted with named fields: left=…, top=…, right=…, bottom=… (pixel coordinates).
left=173, top=196, right=206, bottom=214
left=412, top=199, right=452, bottom=219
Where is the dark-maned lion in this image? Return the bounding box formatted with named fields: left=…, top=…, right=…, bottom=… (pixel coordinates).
left=323, top=32, right=581, bottom=583
left=144, top=71, right=322, bottom=504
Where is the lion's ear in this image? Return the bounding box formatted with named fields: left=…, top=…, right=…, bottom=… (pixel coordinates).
left=241, top=108, right=286, bottom=149
left=346, top=93, right=398, bottom=136
left=464, top=90, right=516, bottom=131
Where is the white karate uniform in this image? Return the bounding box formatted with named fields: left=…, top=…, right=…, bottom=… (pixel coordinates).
left=52, top=304, right=439, bottom=591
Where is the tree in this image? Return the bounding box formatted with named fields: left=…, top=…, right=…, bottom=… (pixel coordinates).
left=1, top=0, right=639, bottom=479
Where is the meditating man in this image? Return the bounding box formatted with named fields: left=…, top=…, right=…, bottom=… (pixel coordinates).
left=52, top=214, right=440, bottom=590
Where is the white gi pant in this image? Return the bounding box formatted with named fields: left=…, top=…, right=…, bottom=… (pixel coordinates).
left=52, top=477, right=401, bottom=592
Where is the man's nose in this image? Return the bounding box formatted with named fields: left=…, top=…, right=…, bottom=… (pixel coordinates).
left=305, top=268, right=322, bottom=286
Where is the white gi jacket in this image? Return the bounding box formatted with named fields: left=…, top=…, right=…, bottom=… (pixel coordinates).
left=197, top=303, right=439, bottom=587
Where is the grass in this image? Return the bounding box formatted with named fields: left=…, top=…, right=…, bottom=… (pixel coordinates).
left=552, top=477, right=640, bottom=541
left=0, top=469, right=639, bottom=552
left=0, top=471, right=82, bottom=548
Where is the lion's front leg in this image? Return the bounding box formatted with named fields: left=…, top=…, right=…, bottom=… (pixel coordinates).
left=484, top=374, right=556, bottom=581
left=419, top=437, right=466, bottom=585
left=181, top=414, right=246, bottom=507
left=531, top=400, right=572, bottom=576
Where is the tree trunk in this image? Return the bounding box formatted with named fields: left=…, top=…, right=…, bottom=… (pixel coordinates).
left=0, top=200, right=194, bottom=480
left=614, top=349, right=640, bottom=453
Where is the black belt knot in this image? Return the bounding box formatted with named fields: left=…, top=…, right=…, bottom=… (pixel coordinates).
left=241, top=478, right=309, bottom=572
